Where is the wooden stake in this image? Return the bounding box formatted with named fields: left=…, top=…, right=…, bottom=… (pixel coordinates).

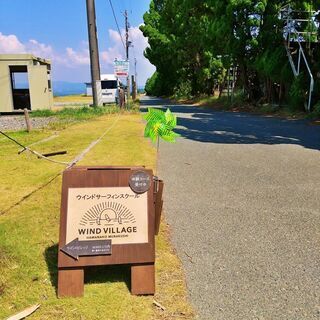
left=24, top=108, right=32, bottom=132
left=58, top=269, right=84, bottom=297
left=131, top=264, right=155, bottom=295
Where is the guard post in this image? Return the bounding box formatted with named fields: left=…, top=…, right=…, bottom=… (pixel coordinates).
left=57, top=166, right=163, bottom=297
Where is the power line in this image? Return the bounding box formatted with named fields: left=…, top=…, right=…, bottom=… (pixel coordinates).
left=108, top=0, right=126, bottom=52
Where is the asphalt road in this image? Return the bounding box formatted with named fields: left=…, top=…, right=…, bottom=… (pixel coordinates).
left=140, top=96, right=320, bottom=320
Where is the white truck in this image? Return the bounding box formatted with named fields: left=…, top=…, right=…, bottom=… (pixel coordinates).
left=100, top=74, right=119, bottom=104
left=85, top=74, right=120, bottom=104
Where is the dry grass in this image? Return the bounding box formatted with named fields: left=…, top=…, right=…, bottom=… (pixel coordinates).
left=53, top=95, right=93, bottom=104
left=0, top=112, right=194, bottom=319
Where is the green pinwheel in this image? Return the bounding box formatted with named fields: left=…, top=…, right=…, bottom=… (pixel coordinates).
left=143, top=108, right=180, bottom=143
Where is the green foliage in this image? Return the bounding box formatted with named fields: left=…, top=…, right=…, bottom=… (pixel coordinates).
left=289, top=74, right=307, bottom=111
left=145, top=71, right=163, bottom=96
left=173, top=79, right=193, bottom=99
left=143, top=108, right=180, bottom=143
left=310, top=100, right=320, bottom=118
left=141, top=0, right=319, bottom=110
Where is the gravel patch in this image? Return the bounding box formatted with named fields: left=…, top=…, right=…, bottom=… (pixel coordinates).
left=0, top=115, right=56, bottom=131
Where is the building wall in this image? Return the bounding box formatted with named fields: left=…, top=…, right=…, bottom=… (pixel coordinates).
left=86, top=84, right=93, bottom=96
left=0, top=62, right=14, bottom=112
left=0, top=54, right=53, bottom=113
left=29, top=65, right=53, bottom=110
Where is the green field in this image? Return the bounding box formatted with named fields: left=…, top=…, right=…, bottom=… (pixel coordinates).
left=0, top=111, right=194, bottom=319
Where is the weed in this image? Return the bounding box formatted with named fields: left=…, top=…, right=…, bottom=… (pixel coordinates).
left=31, top=105, right=120, bottom=121
left=0, top=283, right=5, bottom=296
left=30, top=109, right=54, bottom=117
left=308, top=101, right=320, bottom=119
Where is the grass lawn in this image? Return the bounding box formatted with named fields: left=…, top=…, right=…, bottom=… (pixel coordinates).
left=0, top=111, right=194, bottom=319
left=53, top=95, right=93, bottom=104
left=31, top=105, right=120, bottom=120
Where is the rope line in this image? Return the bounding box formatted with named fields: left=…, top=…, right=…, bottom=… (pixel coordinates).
left=0, top=113, right=122, bottom=215
left=0, top=130, right=70, bottom=165
left=0, top=113, right=122, bottom=167
left=18, top=134, right=59, bottom=154
left=67, top=113, right=121, bottom=168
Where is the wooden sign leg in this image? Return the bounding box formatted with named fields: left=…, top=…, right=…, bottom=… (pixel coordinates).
left=131, top=263, right=155, bottom=295
left=58, top=268, right=84, bottom=297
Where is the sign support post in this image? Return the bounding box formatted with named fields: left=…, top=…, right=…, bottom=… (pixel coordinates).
left=114, top=59, right=130, bottom=108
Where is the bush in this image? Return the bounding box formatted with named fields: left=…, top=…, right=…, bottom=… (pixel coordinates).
left=310, top=100, right=320, bottom=118
left=173, top=80, right=193, bottom=100
left=288, top=74, right=307, bottom=111
left=145, top=71, right=162, bottom=96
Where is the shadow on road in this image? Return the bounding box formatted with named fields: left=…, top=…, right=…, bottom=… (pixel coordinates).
left=140, top=97, right=320, bottom=151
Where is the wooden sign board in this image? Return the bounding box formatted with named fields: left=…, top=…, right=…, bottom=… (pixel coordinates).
left=58, top=166, right=163, bottom=297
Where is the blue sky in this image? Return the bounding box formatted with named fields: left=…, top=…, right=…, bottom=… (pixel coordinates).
left=0, top=0, right=155, bottom=85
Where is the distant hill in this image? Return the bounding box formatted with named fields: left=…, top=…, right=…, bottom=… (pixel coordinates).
left=52, top=81, right=144, bottom=96
left=53, top=81, right=86, bottom=96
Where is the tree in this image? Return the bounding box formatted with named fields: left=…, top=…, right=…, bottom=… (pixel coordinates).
left=141, top=0, right=319, bottom=108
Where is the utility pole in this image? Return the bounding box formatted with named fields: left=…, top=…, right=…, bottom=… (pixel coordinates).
left=131, top=75, right=136, bottom=101
left=125, top=10, right=130, bottom=107
left=134, top=58, right=138, bottom=98
left=86, top=0, right=102, bottom=106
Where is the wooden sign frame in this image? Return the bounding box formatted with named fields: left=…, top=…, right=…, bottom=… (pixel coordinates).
left=58, top=166, right=161, bottom=297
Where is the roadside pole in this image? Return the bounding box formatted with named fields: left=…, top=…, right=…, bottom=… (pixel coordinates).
left=125, top=10, right=130, bottom=109
left=24, top=108, right=32, bottom=132
left=134, top=58, right=138, bottom=99
left=131, top=75, right=136, bottom=101
left=86, top=0, right=102, bottom=106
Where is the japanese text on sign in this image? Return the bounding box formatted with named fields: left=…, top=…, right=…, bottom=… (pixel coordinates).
left=114, top=59, right=129, bottom=77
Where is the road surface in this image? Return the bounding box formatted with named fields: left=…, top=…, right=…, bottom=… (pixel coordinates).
left=141, top=96, right=320, bottom=320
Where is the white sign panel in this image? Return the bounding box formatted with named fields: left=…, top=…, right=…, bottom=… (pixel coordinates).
left=66, top=187, right=148, bottom=245
left=114, top=59, right=130, bottom=77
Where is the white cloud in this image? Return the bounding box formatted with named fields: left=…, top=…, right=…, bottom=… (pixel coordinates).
left=0, top=32, right=88, bottom=66
left=100, top=26, right=155, bottom=86
left=0, top=28, right=155, bottom=85
left=128, top=26, right=156, bottom=86
left=66, top=47, right=90, bottom=66
left=27, top=39, right=54, bottom=57
left=0, top=32, right=58, bottom=62
left=101, top=29, right=125, bottom=65
left=0, top=32, right=25, bottom=53
left=101, top=47, right=124, bottom=65
left=109, top=29, right=123, bottom=43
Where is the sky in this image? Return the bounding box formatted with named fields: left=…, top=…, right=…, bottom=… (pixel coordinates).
left=0, top=0, right=155, bottom=86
